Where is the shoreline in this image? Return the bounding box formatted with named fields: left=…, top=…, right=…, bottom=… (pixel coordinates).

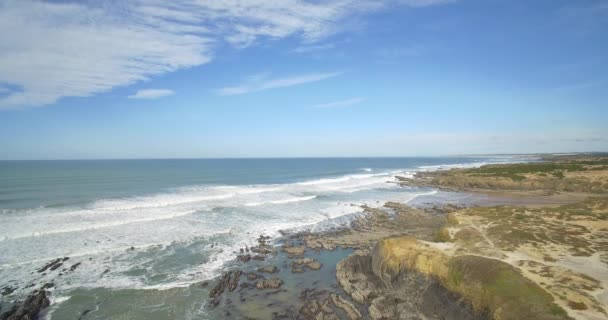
left=205, top=155, right=608, bottom=319
left=2, top=155, right=607, bottom=319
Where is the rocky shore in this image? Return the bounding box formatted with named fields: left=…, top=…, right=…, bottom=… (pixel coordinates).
left=3, top=155, right=607, bottom=319
left=205, top=155, right=607, bottom=319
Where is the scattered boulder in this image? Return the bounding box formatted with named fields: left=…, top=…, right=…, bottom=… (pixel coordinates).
left=37, top=257, right=68, bottom=273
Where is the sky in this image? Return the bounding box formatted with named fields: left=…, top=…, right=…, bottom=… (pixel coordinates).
left=0, top=0, right=607, bottom=160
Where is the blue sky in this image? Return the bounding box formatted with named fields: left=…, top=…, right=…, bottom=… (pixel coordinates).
left=0, top=0, right=607, bottom=159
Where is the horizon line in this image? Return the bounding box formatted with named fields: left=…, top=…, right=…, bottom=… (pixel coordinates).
left=1, top=152, right=606, bottom=162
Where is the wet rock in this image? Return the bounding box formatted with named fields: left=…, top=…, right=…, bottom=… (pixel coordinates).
left=209, top=272, right=232, bottom=298
left=0, top=289, right=50, bottom=320
left=208, top=270, right=242, bottom=307
left=69, top=262, right=81, bottom=272
left=292, top=258, right=322, bottom=271
left=257, top=266, right=278, bottom=274
left=291, top=265, right=304, bottom=273
left=252, top=255, right=265, bottom=261
left=255, top=278, right=283, bottom=289
left=250, top=247, right=272, bottom=255
left=228, top=271, right=242, bottom=292
left=41, top=283, right=54, bottom=290
left=1, top=286, right=16, bottom=296
left=237, top=254, right=251, bottom=263
left=282, top=245, right=305, bottom=257
left=78, top=309, right=91, bottom=320
left=37, top=258, right=65, bottom=273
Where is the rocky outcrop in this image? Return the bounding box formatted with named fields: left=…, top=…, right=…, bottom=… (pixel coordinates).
left=336, top=236, right=571, bottom=320
left=282, top=245, right=306, bottom=257
left=208, top=271, right=242, bottom=307
left=0, top=289, right=50, bottom=320
left=291, top=258, right=322, bottom=272
left=37, top=257, right=69, bottom=273
left=255, top=278, right=283, bottom=289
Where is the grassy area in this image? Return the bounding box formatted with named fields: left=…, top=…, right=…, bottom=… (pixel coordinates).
left=468, top=162, right=588, bottom=181
left=446, top=256, right=570, bottom=320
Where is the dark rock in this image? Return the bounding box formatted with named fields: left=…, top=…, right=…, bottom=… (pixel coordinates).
left=78, top=309, right=91, bottom=320
left=0, top=289, right=50, bottom=320
left=69, top=263, right=81, bottom=272
left=237, top=254, right=251, bottom=263
left=228, top=271, right=242, bottom=292
left=1, top=286, right=16, bottom=296
left=209, top=272, right=232, bottom=298
left=250, top=247, right=272, bottom=255
left=41, top=283, right=54, bottom=290
left=252, top=255, right=265, bottom=261
left=208, top=271, right=242, bottom=307
left=37, top=259, right=62, bottom=273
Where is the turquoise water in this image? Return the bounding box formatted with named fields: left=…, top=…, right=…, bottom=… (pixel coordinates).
left=0, top=157, right=523, bottom=318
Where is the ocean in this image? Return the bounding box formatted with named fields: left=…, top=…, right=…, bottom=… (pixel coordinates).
left=0, top=157, right=524, bottom=319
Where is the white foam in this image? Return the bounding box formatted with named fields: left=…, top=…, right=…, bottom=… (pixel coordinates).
left=245, top=195, right=317, bottom=207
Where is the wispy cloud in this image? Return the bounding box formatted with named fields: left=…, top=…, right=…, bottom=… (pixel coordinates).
left=218, top=72, right=342, bottom=96
left=312, top=97, right=366, bottom=108
left=128, top=89, right=175, bottom=99
left=0, top=0, right=453, bottom=110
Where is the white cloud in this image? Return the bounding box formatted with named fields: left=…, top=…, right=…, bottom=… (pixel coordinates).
left=0, top=0, right=453, bottom=110
left=312, top=97, right=366, bottom=108
left=128, top=89, right=175, bottom=99
left=218, top=72, right=342, bottom=96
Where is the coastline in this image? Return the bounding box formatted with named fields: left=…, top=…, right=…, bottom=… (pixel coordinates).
left=204, top=155, right=608, bottom=319
left=2, top=155, right=607, bottom=319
